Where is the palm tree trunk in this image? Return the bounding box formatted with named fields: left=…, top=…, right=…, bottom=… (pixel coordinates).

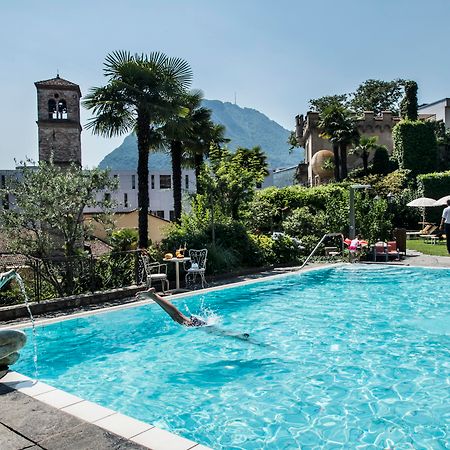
left=136, top=113, right=151, bottom=249
left=171, top=140, right=183, bottom=222
left=332, top=143, right=340, bottom=181
left=194, top=153, right=203, bottom=194
left=339, top=143, right=348, bottom=179
left=362, top=151, right=369, bottom=175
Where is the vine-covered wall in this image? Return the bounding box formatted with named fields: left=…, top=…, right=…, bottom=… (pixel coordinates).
left=392, top=120, right=438, bottom=174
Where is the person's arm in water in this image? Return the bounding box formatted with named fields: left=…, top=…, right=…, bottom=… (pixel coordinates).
left=136, top=288, right=194, bottom=326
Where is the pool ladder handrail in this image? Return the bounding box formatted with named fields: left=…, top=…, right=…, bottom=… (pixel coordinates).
left=300, top=233, right=344, bottom=269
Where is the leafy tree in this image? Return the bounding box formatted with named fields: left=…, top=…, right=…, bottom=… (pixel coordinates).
left=288, top=130, right=300, bottom=151
left=0, top=160, right=117, bottom=296
left=400, top=80, right=418, bottom=120
left=350, top=135, right=384, bottom=175
left=199, top=145, right=269, bottom=224
left=83, top=50, right=193, bottom=248
left=350, top=79, right=405, bottom=115
left=309, top=94, right=348, bottom=114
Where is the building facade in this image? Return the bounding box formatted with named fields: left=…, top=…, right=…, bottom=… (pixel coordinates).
left=418, top=98, right=450, bottom=128
left=84, top=169, right=197, bottom=221
left=295, top=111, right=401, bottom=186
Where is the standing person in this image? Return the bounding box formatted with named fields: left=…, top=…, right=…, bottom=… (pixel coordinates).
left=439, top=199, right=450, bottom=254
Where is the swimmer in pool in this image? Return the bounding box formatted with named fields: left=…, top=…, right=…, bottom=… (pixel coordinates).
left=136, top=288, right=206, bottom=327
left=136, top=288, right=251, bottom=341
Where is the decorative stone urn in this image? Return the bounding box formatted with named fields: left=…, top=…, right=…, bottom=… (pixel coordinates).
left=0, top=329, right=27, bottom=373
left=311, top=149, right=334, bottom=179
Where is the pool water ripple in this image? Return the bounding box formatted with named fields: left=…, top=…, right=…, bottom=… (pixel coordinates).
left=14, top=265, right=450, bottom=449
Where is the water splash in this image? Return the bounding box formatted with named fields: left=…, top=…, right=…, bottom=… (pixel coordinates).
left=184, top=296, right=221, bottom=326
left=15, top=274, right=38, bottom=380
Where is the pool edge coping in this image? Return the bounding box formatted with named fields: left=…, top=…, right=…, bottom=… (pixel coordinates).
left=0, top=370, right=211, bottom=450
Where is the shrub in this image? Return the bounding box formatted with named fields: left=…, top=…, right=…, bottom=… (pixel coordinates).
left=372, top=146, right=390, bottom=175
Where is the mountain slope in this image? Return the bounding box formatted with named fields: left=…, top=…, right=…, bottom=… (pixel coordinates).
left=98, top=100, right=303, bottom=170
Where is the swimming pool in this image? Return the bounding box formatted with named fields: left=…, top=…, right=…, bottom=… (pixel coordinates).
left=15, top=265, right=450, bottom=449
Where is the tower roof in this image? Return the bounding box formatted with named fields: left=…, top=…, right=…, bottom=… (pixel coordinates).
left=35, top=75, right=81, bottom=95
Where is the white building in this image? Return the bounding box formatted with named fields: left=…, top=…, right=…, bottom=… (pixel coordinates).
left=418, top=98, right=450, bottom=128
left=85, top=169, right=197, bottom=221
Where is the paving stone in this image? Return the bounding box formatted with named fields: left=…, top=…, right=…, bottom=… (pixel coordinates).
left=40, top=422, right=147, bottom=450
left=0, top=388, right=82, bottom=443
left=0, top=423, right=35, bottom=450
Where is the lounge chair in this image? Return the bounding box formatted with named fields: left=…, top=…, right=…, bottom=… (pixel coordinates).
left=419, top=225, right=438, bottom=242
left=387, top=241, right=400, bottom=260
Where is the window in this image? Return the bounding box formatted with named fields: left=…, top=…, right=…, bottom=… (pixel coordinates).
left=152, top=210, right=165, bottom=219
left=113, top=174, right=118, bottom=178
left=1, top=175, right=5, bottom=188
left=123, top=193, right=128, bottom=208
left=185, top=174, right=189, bottom=189
left=160, top=175, right=171, bottom=189
left=57, top=99, right=68, bottom=119
left=48, top=99, right=56, bottom=119
left=131, top=175, right=136, bottom=189
left=169, top=210, right=175, bottom=221
left=104, top=193, right=111, bottom=203
left=151, top=174, right=155, bottom=189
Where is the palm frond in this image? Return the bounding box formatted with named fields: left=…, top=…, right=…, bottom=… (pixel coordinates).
left=103, top=50, right=135, bottom=78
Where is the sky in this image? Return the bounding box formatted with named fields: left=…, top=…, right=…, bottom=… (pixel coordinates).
left=1, top=0, right=449, bottom=169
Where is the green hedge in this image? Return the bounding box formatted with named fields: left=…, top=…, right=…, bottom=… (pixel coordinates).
left=417, top=170, right=450, bottom=224
left=392, top=120, right=438, bottom=174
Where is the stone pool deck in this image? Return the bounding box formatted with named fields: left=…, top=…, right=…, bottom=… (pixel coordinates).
left=1, top=252, right=448, bottom=449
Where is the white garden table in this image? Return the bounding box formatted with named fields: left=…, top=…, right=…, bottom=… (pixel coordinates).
left=163, top=257, right=191, bottom=291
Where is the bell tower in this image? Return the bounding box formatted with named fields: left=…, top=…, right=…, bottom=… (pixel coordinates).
left=35, top=75, right=82, bottom=167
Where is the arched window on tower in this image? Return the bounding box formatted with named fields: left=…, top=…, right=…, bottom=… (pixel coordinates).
left=57, top=99, right=68, bottom=119
left=48, top=99, right=57, bottom=119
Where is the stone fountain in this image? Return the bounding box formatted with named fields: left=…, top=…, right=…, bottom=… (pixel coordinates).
left=0, top=270, right=28, bottom=377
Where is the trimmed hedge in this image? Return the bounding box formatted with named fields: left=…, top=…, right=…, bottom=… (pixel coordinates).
left=392, top=120, right=438, bottom=174
left=417, top=170, right=450, bottom=224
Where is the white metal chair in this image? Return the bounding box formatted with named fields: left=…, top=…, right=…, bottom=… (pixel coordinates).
left=140, top=255, right=169, bottom=292
left=185, top=249, right=208, bottom=289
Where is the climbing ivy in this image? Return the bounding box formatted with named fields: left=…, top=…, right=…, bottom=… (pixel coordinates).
left=392, top=120, right=438, bottom=175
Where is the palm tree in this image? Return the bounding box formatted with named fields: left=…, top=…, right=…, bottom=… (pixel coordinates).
left=319, top=105, right=359, bottom=180
left=160, top=90, right=210, bottom=222
left=83, top=51, right=193, bottom=248
left=318, top=105, right=343, bottom=181
left=335, top=117, right=359, bottom=179
left=187, top=121, right=229, bottom=195
left=351, top=135, right=380, bottom=175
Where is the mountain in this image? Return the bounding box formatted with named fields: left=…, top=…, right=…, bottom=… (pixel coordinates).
left=97, top=100, right=303, bottom=170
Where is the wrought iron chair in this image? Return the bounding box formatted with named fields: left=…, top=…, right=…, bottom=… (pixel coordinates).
left=140, top=255, right=169, bottom=292
left=184, top=249, right=208, bottom=289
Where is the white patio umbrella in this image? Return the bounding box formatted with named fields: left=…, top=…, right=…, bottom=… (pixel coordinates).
left=406, top=197, right=437, bottom=226
left=433, top=195, right=450, bottom=206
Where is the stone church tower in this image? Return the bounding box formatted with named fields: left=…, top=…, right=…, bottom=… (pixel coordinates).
left=35, top=75, right=82, bottom=166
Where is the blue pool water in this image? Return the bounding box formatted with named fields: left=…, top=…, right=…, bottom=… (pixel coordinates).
left=15, top=265, right=450, bottom=449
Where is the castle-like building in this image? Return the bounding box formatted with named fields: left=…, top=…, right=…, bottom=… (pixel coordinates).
left=295, top=111, right=401, bottom=186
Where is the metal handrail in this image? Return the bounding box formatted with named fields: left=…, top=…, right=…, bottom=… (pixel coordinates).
left=300, top=233, right=344, bottom=269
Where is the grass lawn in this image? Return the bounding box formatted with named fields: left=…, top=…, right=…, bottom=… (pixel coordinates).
left=407, top=239, right=449, bottom=257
